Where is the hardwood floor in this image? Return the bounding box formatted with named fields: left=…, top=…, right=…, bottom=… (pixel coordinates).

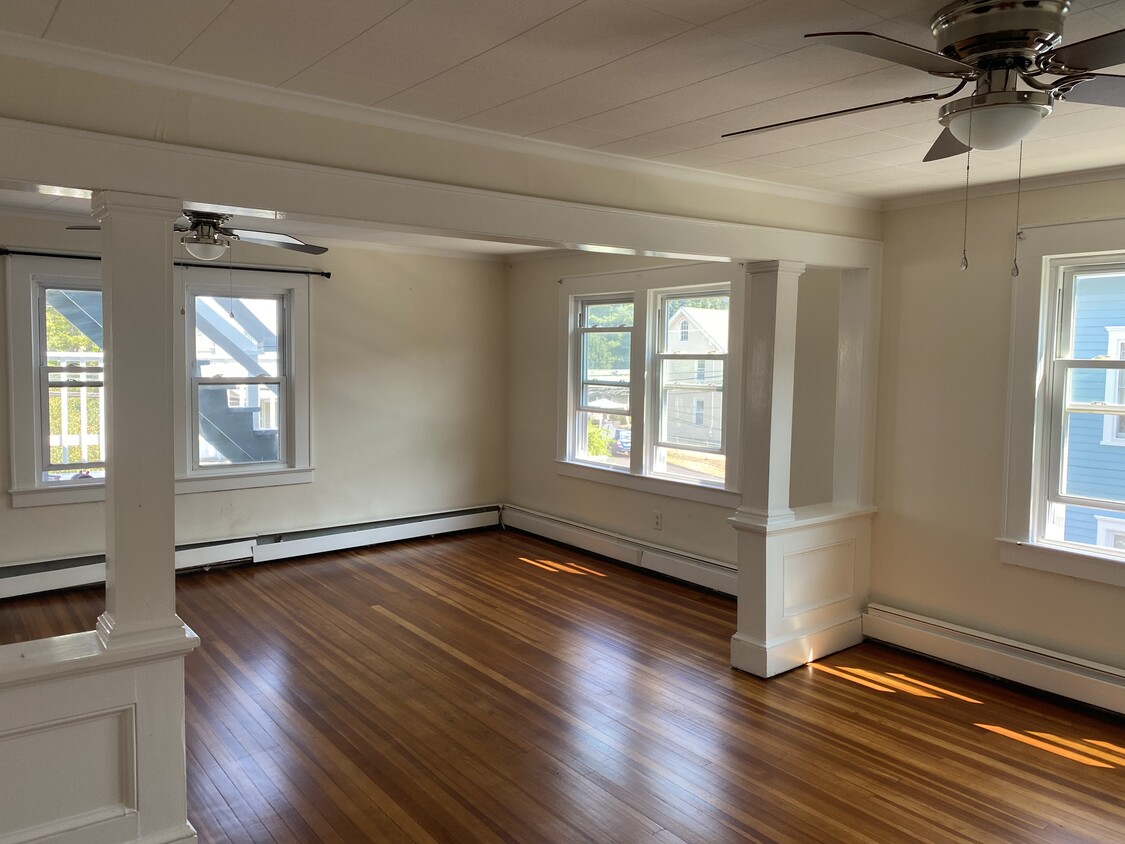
left=2, top=528, right=1123, bottom=843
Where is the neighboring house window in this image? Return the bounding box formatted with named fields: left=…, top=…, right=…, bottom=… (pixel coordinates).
left=559, top=262, right=741, bottom=499
left=6, top=255, right=313, bottom=506
left=1094, top=514, right=1125, bottom=550
left=1100, top=327, right=1125, bottom=445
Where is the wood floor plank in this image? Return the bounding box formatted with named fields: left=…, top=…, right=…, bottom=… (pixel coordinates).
left=2, top=528, right=1123, bottom=843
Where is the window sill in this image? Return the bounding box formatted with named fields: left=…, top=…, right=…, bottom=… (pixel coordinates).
left=997, top=537, right=1125, bottom=588
left=9, top=466, right=314, bottom=507
left=175, top=466, right=314, bottom=494
left=555, top=459, right=740, bottom=507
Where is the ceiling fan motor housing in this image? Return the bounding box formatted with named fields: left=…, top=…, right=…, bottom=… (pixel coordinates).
left=933, top=0, right=1068, bottom=69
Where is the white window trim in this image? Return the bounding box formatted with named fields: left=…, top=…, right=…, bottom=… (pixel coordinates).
left=6, top=255, right=313, bottom=507
left=174, top=266, right=311, bottom=492
left=557, top=262, right=743, bottom=503
left=1002, top=222, right=1125, bottom=586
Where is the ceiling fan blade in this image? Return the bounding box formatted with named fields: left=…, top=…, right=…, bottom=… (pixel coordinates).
left=720, top=91, right=944, bottom=139
left=807, top=31, right=975, bottom=76
left=1058, top=73, right=1125, bottom=107
left=66, top=224, right=101, bottom=230
left=923, top=128, right=971, bottom=162
left=1041, top=27, right=1125, bottom=73
left=231, top=229, right=328, bottom=255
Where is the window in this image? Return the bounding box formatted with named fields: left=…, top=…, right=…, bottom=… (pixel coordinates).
left=6, top=255, right=312, bottom=506
left=559, top=262, right=741, bottom=501
left=1039, top=262, right=1125, bottom=557
left=1003, top=223, right=1125, bottom=586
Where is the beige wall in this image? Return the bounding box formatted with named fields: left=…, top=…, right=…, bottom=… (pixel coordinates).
left=877, top=180, right=1125, bottom=668
left=0, top=215, right=507, bottom=566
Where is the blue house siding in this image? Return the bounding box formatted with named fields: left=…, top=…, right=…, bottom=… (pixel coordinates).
left=1063, top=274, right=1125, bottom=546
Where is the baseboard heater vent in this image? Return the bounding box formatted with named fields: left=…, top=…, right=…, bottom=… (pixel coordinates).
left=0, top=506, right=501, bottom=599
left=501, top=505, right=736, bottom=595
left=863, top=603, right=1124, bottom=715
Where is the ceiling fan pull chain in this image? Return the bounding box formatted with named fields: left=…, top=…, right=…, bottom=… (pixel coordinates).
left=960, top=107, right=974, bottom=271
left=1011, top=141, right=1024, bottom=278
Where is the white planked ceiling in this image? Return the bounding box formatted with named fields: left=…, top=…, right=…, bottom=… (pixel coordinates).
left=2, top=0, right=1125, bottom=203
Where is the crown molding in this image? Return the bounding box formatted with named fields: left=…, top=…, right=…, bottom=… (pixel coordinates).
left=883, top=162, right=1125, bottom=211
left=0, top=31, right=881, bottom=213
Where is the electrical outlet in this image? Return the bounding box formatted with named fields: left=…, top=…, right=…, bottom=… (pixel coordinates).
left=653, top=510, right=663, bottom=531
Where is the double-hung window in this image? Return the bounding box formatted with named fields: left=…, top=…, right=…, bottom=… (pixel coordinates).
left=1039, top=261, right=1125, bottom=556
left=7, top=255, right=312, bottom=506
left=560, top=262, right=741, bottom=501
left=1003, top=220, right=1125, bottom=586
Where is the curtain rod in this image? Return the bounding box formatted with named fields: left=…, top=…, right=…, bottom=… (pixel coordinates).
left=0, top=247, right=331, bottom=278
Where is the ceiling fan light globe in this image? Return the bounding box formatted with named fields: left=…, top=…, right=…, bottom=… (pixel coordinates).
left=182, top=236, right=230, bottom=261
left=947, top=102, right=1047, bottom=149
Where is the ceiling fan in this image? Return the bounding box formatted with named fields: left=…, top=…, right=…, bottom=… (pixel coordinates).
left=69, top=208, right=328, bottom=261
left=722, top=0, right=1125, bottom=161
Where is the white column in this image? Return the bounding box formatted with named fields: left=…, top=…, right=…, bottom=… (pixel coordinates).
left=735, top=259, right=804, bottom=523
left=93, top=191, right=186, bottom=646
left=729, top=260, right=873, bottom=678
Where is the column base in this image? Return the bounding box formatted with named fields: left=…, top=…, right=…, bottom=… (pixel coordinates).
left=730, top=616, right=863, bottom=678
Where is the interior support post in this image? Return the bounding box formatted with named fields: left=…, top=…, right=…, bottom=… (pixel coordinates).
left=736, top=259, right=803, bottom=524
left=93, top=191, right=186, bottom=646
left=729, top=260, right=873, bottom=678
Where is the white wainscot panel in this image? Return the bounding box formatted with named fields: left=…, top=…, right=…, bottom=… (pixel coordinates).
left=0, top=707, right=136, bottom=843
left=783, top=539, right=855, bottom=617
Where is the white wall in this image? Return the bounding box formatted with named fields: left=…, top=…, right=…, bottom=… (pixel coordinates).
left=0, top=214, right=507, bottom=567
left=877, top=180, right=1125, bottom=669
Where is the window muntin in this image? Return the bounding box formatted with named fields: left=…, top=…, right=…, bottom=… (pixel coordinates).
left=1042, top=264, right=1125, bottom=556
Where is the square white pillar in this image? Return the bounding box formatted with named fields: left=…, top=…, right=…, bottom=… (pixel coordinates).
left=92, top=191, right=187, bottom=646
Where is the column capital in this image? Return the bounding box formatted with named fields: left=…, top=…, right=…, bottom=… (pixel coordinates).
left=92, top=191, right=182, bottom=222
left=744, top=259, right=806, bottom=278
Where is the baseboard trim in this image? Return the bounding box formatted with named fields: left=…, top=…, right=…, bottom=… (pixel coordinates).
left=863, top=604, right=1125, bottom=714
left=501, top=505, right=736, bottom=595
left=730, top=616, right=864, bottom=678
left=0, top=508, right=500, bottom=598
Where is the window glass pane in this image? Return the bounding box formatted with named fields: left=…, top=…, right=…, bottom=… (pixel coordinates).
left=660, top=359, right=723, bottom=449
left=195, top=295, right=281, bottom=378
left=584, top=301, right=633, bottom=328
left=580, top=384, right=630, bottom=413
left=575, top=411, right=630, bottom=467
left=582, top=332, right=631, bottom=381
left=653, top=447, right=725, bottom=484
left=197, top=383, right=281, bottom=466
left=1061, top=368, right=1125, bottom=504
left=1045, top=502, right=1125, bottom=556
left=662, top=294, right=728, bottom=353
left=45, top=383, right=104, bottom=472
left=44, top=288, right=103, bottom=363
left=1069, top=273, right=1125, bottom=359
